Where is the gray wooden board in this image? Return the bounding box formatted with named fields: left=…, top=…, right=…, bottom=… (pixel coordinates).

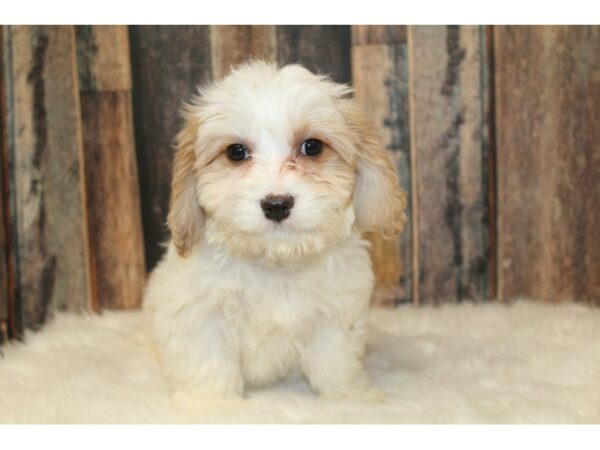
left=129, top=26, right=212, bottom=271
left=408, top=25, right=490, bottom=304
left=5, top=26, right=91, bottom=328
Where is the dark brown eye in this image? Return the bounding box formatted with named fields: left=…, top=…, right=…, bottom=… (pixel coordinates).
left=301, top=138, right=323, bottom=156
left=227, top=143, right=249, bottom=161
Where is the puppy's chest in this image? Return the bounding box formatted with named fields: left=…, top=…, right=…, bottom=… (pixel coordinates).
left=218, top=268, right=328, bottom=333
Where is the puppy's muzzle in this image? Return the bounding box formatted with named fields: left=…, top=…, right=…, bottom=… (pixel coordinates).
left=260, top=194, right=294, bottom=222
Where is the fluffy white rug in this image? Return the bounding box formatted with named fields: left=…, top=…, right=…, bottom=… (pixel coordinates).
left=1, top=301, right=599, bottom=424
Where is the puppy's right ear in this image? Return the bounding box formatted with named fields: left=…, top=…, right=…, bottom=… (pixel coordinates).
left=167, top=116, right=204, bottom=257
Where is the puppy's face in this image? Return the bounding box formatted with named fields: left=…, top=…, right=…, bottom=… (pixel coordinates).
left=169, top=62, right=406, bottom=261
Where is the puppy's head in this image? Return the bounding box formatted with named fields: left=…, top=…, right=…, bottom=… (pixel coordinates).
left=168, top=61, right=406, bottom=261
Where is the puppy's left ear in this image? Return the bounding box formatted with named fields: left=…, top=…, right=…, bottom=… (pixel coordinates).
left=340, top=100, right=407, bottom=239
left=167, top=115, right=205, bottom=257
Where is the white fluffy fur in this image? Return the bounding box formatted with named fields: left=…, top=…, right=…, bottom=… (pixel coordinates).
left=1, top=301, right=599, bottom=423
left=144, top=61, right=406, bottom=402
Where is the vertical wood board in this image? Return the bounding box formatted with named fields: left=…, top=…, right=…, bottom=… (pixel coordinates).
left=351, top=25, right=412, bottom=305
left=408, top=25, right=490, bottom=304
left=129, top=26, right=212, bottom=270
left=6, top=25, right=91, bottom=328
left=210, top=25, right=277, bottom=79
left=0, top=25, right=9, bottom=341
left=495, top=26, right=600, bottom=304
left=277, top=26, right=352, bottom=84
left=77, top=25, right=146, bottom=310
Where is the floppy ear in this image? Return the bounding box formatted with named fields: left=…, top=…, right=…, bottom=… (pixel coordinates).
left=167, top=115, right=204, bottom=257
left=340, top=100, right=407, bottom=239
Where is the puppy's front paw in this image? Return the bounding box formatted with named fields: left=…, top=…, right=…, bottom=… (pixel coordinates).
left=172, top=389, right=243, bottom=419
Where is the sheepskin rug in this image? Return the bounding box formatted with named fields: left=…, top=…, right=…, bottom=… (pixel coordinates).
left=1, top=301, right=599, bottom=424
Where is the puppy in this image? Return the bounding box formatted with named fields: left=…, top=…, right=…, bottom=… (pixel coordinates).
left=144, top=61, right=406, bottom=401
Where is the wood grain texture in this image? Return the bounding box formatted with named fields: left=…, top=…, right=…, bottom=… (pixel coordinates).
left=0, top=25, right=8, bottom=342
left=352, top=25, right=406, bottom=46
left=1, top=26, right=20, bottom=340
left=210, top=26, right=277, bottom=79
left=76, top=26, right=146, bottom=310
left=351, top=26, right=412, bottom=306
left=408, top=25, right=490, bottom=304
left=76, top=25, right=131, bottom=92
left=129, top=26, right=212, bottom=270
left=277, top=26, right=352, bottom=84
left=6, top=26, right=91, bottom=328
left=495, top=26, right=600, bottom=304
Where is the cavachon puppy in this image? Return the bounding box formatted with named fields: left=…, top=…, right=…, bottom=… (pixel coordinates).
left=144, top=60, right=406, bottom=403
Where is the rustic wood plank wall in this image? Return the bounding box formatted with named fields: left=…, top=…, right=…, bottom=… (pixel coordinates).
left=495, top=26, right=600, bottom=304
left=4, top=26, right=92, bottom=330
left=1, top=25, right=599, bottom=339
left=76, top=25, right=146, bottom=310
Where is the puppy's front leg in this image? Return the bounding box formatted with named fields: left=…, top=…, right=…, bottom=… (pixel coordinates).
left=163, top=311, right=244, bottom=408
left=301, top=319, right=383, bottom=401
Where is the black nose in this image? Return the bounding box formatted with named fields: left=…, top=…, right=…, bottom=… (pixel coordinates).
left=260, top=195, right=294, bottom=222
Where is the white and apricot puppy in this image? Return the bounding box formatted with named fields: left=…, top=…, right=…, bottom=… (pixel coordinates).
left=144, top=61, right=406, bottom=402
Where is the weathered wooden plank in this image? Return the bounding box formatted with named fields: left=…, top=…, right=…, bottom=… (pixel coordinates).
left=76, top=25, right=131, bottom=92
left=76, top=26, right=146, bottom=310
left=277, top=26, right=352, bottom=84
left=6, top=26, right=91, bottom=328
left=0, top=25, right=9, bottom=342
left=352, top=25, right=406, bottom=46
left=1, top=26, right=20, bottom=340
left=408, top=25, right=490, bottom=304
left=485, top=26, right=497, bottom=302
left=351, top=26, right=412, bottom=306
left=495, top=26, right=600, bottom=304
left=210, top=26, right=277, bottom=79
left=129, top=26, right=212, bottom=270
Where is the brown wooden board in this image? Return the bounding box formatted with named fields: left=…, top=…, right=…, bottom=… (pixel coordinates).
left=210, top=26, right=277, bottom=79
left=76, top=26, right=146, bottom=310
left=5, top=26, right=91, bottom=329
left=408, top=25, right=490, bottom=304
left=495, top=26, right=600, bottom=304
left=76, top=25, right=131, bottom=92
left=351, top=26, right=412, bottom=306
left=0, top=25, right=8, bottom=342
left=277, top=26, right=352, bottom=84
left=129, top=26, right=212, bottom=271
left=1, top=26, right=20, bottom=340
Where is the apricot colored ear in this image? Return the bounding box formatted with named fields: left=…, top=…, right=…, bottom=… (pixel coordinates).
left=340, top=100, right=407, bottom=238
left=167, top=117, right=204, bottom=257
